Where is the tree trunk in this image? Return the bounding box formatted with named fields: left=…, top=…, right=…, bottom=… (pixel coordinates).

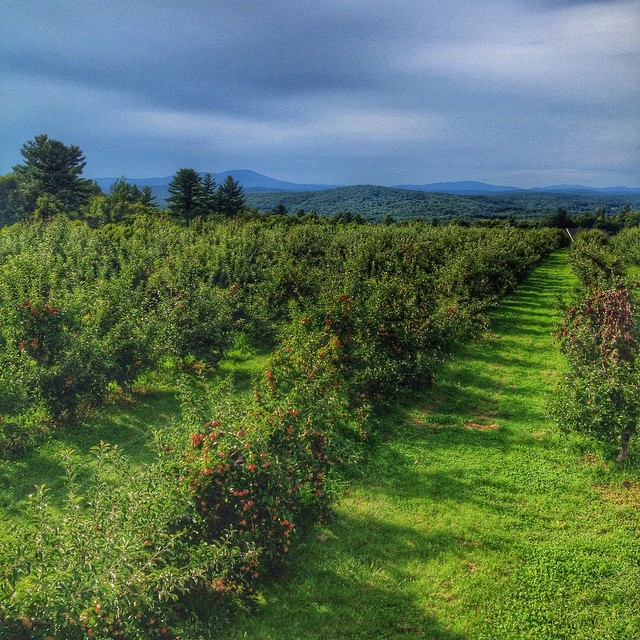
left=616, top=428, right=633, bottom=461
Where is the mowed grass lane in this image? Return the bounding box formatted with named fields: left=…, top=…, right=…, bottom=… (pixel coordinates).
left=221, top=250, right=640, bottom=640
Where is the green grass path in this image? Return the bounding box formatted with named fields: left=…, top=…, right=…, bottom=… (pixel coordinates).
left=223, top=250, right=640, bottom=640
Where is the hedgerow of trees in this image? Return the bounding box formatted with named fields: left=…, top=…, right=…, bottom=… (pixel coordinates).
left=552, top=230, right=640, bottom=460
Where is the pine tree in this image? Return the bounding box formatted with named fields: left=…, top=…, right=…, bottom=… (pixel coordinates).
left=198, top=173, right=218, bottom=215
left=140, top=186, right=158, bottom=208
left=216, top=175, right=245, bottom=218
left=12, top=134, right=96, bottom=215
left=166, top=168, right=203, bottom=221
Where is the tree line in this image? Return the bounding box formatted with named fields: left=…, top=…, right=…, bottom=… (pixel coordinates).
left=3, top=134, right=639, bottom=229
left=0, top=134, right=246, bottom=225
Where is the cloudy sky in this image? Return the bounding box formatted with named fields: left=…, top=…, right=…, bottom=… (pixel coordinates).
left=1, top=0, right=639, bottom=187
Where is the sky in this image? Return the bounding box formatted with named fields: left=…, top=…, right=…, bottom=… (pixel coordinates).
left=1, top=0, right=639, bottom=188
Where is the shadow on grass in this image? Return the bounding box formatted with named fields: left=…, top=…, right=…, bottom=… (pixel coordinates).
left=0, top=388, right=182, bottom=514
left=358, top=431, right=523, bottom=525
left=232, top=510, right=471, bottom=640
left=58, top=388, right=181, bottom=465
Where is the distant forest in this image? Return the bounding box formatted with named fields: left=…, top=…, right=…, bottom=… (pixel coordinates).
left=245, top=185, right=640, bottom=222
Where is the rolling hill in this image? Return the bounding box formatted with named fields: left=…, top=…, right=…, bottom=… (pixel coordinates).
left=245, top=185, right=640, bottom=221
left=91, top=171, right=640, bottom=221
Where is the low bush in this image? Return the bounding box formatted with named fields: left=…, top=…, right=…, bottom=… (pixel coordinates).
left=0, top=443, right=238, bottom=639
left=570, top=229, right=626, bottom=290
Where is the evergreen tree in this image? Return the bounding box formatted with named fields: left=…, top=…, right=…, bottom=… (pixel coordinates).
left=12, top=134, right=96, bottom=215
left=198, top=173, right=218, bottom=214
left=99, top=177, right=145, bottom=223
left=216, top=175, right=245, bottom=218
left=140, top=185, right=158, bottom=208
left=110, top=177, right=142, bottom=203
left=167, top=168, right=203, bottom=221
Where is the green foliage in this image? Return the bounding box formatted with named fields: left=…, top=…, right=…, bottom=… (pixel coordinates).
left=198, top=173, right=218, bottom=214
left=207, top=251, right=640, bottom=640
left=12, top=134, right=97, bottom=216
left=0, top=174, right=26, bottom=225
left=0, top=213, right=566, bottom=635
left=167, top=168, right=204, bottom=221
left=0, top=217, right=235, bottom=452
left=569, top=230, right=626, bottom=290
left=612, top=226, right=640, bottom=266
left=245, top=185, right=640, bottom=222
left=0, top=321, right=366, bottom=637
left=552, top=287, right=640, bottom=459
left=216, top=176, right=245, bottom=218
left=162, top=327, right=362, bottom=592
left=0, top=442, right=235, bottom=639
left=556, top=214, right=640, bottom=462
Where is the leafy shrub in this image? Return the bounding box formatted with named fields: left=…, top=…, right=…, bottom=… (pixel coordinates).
left=570, top=230, right=626, bottom=291
left=161, top=322, right=365, bottom=593
left=0, top=443, right=238, bottom=639
left=551, top=287, right=640, bottom=460
left=612, top=226, right=640, bottom=266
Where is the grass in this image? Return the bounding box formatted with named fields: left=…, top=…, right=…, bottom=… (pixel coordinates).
left=211, top=250, right=640, bottom=640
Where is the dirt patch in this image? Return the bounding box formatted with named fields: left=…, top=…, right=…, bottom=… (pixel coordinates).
left=594, top=482, right=640, bottom=507
left=463, top=561, right=479, bottom=573
left=464, top=420, right=499, bottom=431
left=454, top=536, right=482, bottom=547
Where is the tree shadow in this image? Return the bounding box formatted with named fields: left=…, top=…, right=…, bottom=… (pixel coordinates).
left=238, top=511, right=473, bottom=640
left=0, top=388, right=182, bottom=512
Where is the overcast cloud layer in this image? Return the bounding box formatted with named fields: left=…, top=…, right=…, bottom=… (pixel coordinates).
left=1, top=0, right=639, bottom=187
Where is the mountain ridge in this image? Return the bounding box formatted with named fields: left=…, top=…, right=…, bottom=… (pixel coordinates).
left=91, top=171, right=640, bottom=196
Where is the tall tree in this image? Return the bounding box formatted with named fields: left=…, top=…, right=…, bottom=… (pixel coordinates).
left=216, top=175, right=245, bottom=218
left=198, top=173, right=218, bottom=215
left=166, top=168, right=203, bottom=221
left=12, top=134, right=96, bottom=215
left=140, top=185, right=158, bottom=208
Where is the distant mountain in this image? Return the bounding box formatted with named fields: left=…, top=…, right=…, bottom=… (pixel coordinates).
left=394, top=181, right=523, bottom=195
left=92, top=170, right=338, bottom=195
left=530, top=184, right=640, bottom=195
left=208, top=170, right=339, bottom=193
left=92, top=172, right=639, bottom=199
left=394, top=181, right=640, bottom=196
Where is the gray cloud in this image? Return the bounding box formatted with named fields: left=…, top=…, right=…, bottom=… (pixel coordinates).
left=1, top=0, right=638, bottom=186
